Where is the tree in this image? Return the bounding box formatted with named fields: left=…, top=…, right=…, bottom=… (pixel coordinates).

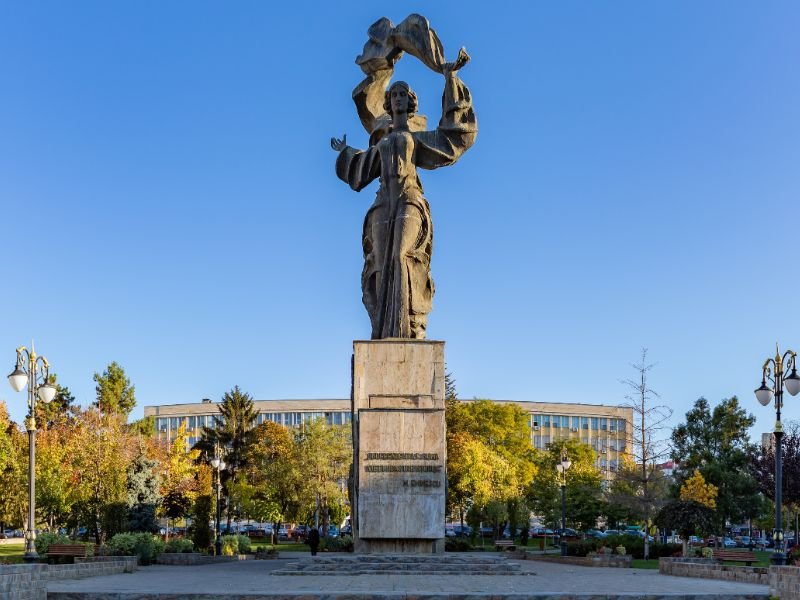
left=161, top=424, right=198, bottom=537
left=446, top=399, right=536, bottom=537
left=296, top=418, right=351, bottom=535
left=93, top=362, right=136, bottom=416
left=751, top=421, right=800, bottom=514
left=528, top=439, right=603, bottom=531
left=0, top=403, right=27, bottom=532
left=610, top=349, right=672, bottom=559
left=671, top=397, right=760, bottom=539
left=126, top=449, right=160, bottom=532
left=680, top=470, right=718, bottom=509
left=36, top=374, right=77, bottom=429
left=655, top=500, right=715, bottom=556
left=244, top=421, right=304, bottom=542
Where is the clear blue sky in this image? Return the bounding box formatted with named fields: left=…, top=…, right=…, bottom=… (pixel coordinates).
left=1, top=2, right=798, bottom=439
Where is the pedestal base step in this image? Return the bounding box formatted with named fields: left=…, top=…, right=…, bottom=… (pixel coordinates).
left=271, top=554, right=529, bottom=576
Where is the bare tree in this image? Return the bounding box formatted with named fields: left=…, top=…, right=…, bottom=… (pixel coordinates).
left=610, top=349, right=673, bottom=559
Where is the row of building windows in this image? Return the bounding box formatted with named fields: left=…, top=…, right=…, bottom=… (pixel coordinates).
left=155, top=411, right=352, bottom=436
left=529, top=415, right=627, bottom=432
left=532, top=435, right=626, bottom=452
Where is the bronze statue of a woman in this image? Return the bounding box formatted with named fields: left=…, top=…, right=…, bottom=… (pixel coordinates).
left=331, top=14, right=477, bottom=340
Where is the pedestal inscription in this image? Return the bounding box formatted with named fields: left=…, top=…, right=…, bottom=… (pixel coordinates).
left=351, top=340, right=446, bottom=553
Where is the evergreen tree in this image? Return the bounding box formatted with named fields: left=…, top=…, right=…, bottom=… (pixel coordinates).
left=671, top=396, right=760, bottom=538
left=126, top=449, right=160, bottom=532
left=93, top=362, right=136, bottom=416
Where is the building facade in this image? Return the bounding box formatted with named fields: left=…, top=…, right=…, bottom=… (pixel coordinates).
left=144, top=398, right=631, bottom=481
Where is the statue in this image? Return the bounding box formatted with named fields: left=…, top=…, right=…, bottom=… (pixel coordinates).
left=331, top=14, right=477, bottom=340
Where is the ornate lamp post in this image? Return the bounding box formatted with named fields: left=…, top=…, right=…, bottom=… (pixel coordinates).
left=555, top=449, right=572, bottom=557
left=210, top=444, right=226, bottom=556
left=755, top=345, right=800, bottom=566
left=7, top=344, right=57, bottom=563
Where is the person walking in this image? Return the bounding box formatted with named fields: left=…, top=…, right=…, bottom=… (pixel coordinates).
left=307, top=527, right=320, bottom=556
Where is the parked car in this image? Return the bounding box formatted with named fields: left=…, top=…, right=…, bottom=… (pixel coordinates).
left=555, top=528, right=579, bottom=539
left=530, top=527, right=554, bottom=537
left=340, top=524, right=352, bottom=537
left=278, top=525, right=289, bottom=540
left=325, top=525, right=340, bottom=537
left=292, top=524, right=311, bottom=541
left=585, top=529, right=607, bottom=539
left=603, top=529, right=621, bottom=537
left=723, top=537, right=737, bottom=548
left=453, top=524, right=472, bottom=537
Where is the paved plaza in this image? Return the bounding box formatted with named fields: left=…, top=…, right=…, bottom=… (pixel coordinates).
left=46, top=553, right=770, bottom=599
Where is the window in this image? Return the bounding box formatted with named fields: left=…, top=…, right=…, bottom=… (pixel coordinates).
left=170, top=417, right=180, bottom=431
left=591, top=417, right=598, bottom=430
left=581, top=417, right=589, bottom=430
left=600, top=418, right=608, bottom=431
left=533, top=435, right=542, bottom=449
left=531, top=415, right=539, bottom=428
left=561, top=416, right=570, bottom=428
left=617, top=419, right=627, bottom=432
left=542, top=415, right=550, bottom=427
left=157, top=418, right=168, bottom=433
left=572, top=416, right=580, bottom=429
left=343, top=413, right=352, bottom=424
left=542, top=435, right=550, bottom=447
left=187, top=416, right=196, bottom=430
left=552, top=417, right=560, bottom=429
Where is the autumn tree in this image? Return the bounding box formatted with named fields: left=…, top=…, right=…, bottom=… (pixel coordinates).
left=160, top=424, right=199, bottom=537
left=0, top=403, right=27, bottom=532
left=446, top=399, right=535, bottom=539
left=244, top=421, right=304, bottom=542
left=93, top=362, right=136, bottom=417
left=680, top=470, right=718, bottom=509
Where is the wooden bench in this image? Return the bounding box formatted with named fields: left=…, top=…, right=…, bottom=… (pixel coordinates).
left=47, top=544, right=93, bottom=562
left=494, top=540, right=516, bottom=551
left=712, top=550, right=758, bottom=566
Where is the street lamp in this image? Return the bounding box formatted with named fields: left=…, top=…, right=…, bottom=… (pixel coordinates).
left=7, top=343, right=57, bottom=563
left=555, top=449, right=572, bottom=557
left=210, top=444, right=226, bottom=556
left=755, top=345, right=800, bottom=566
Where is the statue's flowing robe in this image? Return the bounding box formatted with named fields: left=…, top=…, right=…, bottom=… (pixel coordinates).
left=335, top=72, right=477, bottom=339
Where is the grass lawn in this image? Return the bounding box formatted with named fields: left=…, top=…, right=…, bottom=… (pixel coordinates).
left=631, top=558, right=659, bottom=569
left=0, top=540, right=25, bottom=564
left=250, top=539, right=311, bottom=552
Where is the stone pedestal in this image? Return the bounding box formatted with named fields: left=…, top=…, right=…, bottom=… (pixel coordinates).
left=351, top=340, right=446, bottom=554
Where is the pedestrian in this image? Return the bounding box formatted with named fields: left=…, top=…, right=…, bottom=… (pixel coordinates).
left=307, top=527, right=320, bottom=556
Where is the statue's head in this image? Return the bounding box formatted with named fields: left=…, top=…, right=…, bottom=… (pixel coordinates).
left=384, top=81, right=418, bottom=117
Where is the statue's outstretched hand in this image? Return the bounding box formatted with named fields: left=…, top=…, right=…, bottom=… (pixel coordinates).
left=330, top=134, right=347, bottom=152
left=443, top=47, right=470, bottom=75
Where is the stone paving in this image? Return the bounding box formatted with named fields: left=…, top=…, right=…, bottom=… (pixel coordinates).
left=46, top=552, right=771, bottom=599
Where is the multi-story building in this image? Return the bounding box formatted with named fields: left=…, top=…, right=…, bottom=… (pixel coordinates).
left=144, top=398, right=631, bottom=481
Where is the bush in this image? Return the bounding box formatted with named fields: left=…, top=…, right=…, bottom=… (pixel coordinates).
left=445, top=538, right=473, bottom=552
left=106, top=532, right=164, bottom=565
left=320, top=535, right=353, bottom=552
left=566, top=536, right=681, bottom=560
left=220, top=534, right=239, bottom=556
left=236, top=534, right=251, bottom=553
left=35, top=532, right=70, bottom=555
left=164, top=538, right=194, bottom=554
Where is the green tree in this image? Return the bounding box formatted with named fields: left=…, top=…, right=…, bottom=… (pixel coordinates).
left=93, top=362, right=136, bottom=416
left=129, top=415, right=156, bottom=437
left=528, top=440, right=603, bottom=531
left=195, top=386, right=258, bottom=529
left=0, top=403, right=27, bottom=532
left=655, top=500, right=715, bottom=556
left=296, top=418, right=351, bottom=535
left=671, top=397, right=760, bottom=540
left=126, top=449, right=160, bottom=532
left=35, top=374, right=77, bottom=429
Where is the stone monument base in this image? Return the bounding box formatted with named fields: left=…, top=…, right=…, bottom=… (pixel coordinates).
left=351, top=340, right=446, bottom=554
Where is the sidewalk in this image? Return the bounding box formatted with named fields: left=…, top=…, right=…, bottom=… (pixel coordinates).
left=46, top=553, right=770, bottom=599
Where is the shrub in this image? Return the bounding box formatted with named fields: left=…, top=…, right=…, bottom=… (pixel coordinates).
left=220, top=534, right=239, bottom=556
left=165, top=538, right=194, bottom=554
left=321, top=535, right=353, bottom=552
left=445, top=538, right=472, bottom=552
left=236, top=534, right=251, bottom=553
left=35, top=532, right=70, bottom=555
left=701, top=547, right=713, bottom=558
left=106, top=532, right=164, bottom=565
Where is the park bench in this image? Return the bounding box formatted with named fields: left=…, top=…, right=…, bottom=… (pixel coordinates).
left=47, top=544, right=93, bottom=563
left=712, top=550, right=758, bottom=566
left=494, top=540, right=516, bottom=551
